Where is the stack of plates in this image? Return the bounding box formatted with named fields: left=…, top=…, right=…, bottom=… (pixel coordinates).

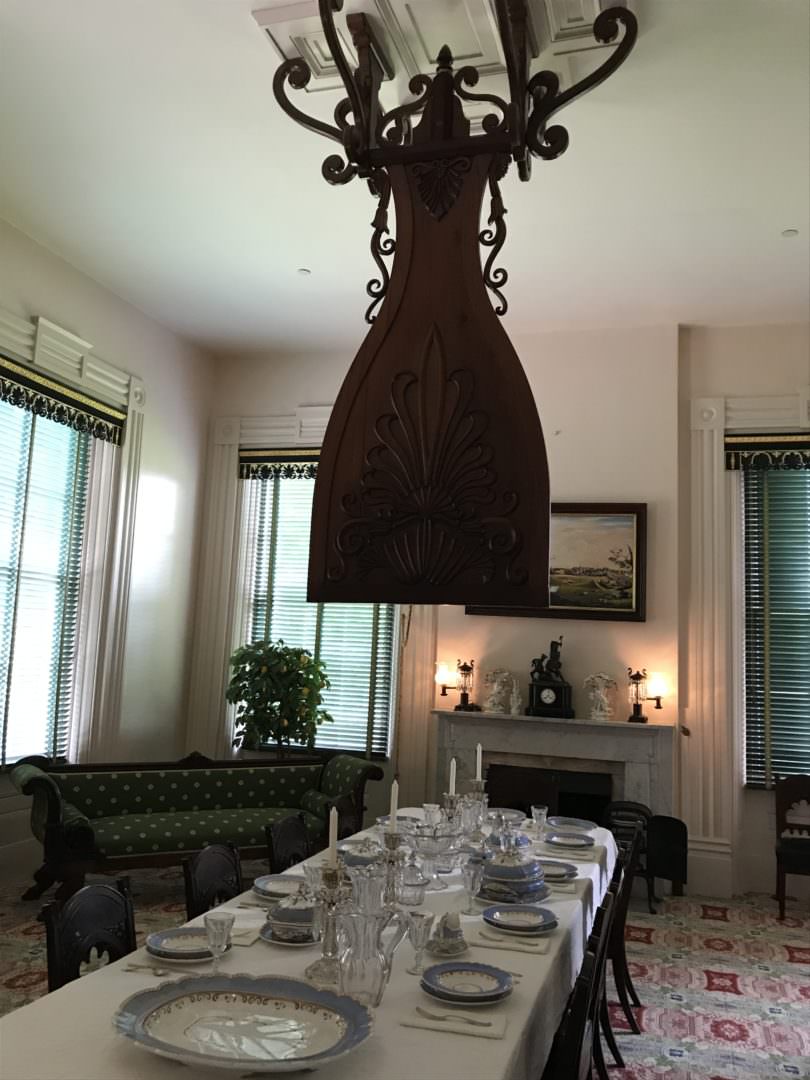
left=536, top=859, right=578, bottom=882
left=546, top=816, right=597, bottom=833
left=420, top=962, right=513, bottom=1007
left=481, top=905, right=558, bottom=937
left=145, top=928, right=224, bottom=964
left=543, top=832, right=596, bottom=851
left=253, top=875, right=304, bottom=901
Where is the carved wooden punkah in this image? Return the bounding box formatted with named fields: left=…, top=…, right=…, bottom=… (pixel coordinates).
left=272, top=2, right=638, bottom=606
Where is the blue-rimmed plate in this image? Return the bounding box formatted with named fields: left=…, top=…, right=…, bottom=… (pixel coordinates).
left=253, top=874, right=304, bottom=900
left=145, top=928, right=226, bottom=964
left=546, top=816, right=598, bottom=832
left=537, top=859, right=578, bottom=880
left=113, top=974, right=374, bottom=1072
left=259, top=924, right=319, bottom=949
left=476, top=882, right=551, bottom=905
left=482, top=905, right=558, bottom=935
left=487, top=808, right=525, bottom=825
left=420, top=962, right=512, bottom=1006
left=544, top=832, right=596, bottom=849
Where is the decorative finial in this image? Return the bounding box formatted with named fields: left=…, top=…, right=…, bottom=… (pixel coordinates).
left=436, top=45, right=453, bottom=70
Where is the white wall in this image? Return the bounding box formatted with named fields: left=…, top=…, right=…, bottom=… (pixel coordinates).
left=435, top=326, right=680, bottom=727
left=0, top=219, right=215, bottom=764
left=681, top=322, right=810, bottom=896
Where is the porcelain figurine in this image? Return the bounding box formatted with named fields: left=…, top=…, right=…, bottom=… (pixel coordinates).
left=482, top=669, right=512, bottom=713
left=583, top=672, right=617, bottom=721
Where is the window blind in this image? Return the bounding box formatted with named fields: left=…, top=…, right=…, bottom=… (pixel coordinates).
left=241, top=458, right=396, bottom=756
left=743, top=469, right=810, bottom=787
left=0, top=400, right=91, bottom=764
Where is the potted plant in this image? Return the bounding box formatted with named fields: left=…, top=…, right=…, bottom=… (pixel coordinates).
left=226, top=639, right=332, bottom=754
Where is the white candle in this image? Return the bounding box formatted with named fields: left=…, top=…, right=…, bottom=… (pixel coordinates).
left=327, top=806, right=338, bottom=867
left=449, top=757, right=457, bottom=795
left=475, top=743, right=482, bottom=781
left=387, top=779, right=399, bottom=833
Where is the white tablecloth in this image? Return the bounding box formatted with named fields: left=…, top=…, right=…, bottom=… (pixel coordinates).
left=0, top=816, right=616, bottom=1080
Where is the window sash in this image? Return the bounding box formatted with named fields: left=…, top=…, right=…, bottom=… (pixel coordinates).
left=743, top=469, right=810, bottom=787
left=239, top=468, right=396, bottom=756
left=0, top=400, right=91, bottom=764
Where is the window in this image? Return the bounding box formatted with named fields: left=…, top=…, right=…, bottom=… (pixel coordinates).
left=238, top=452, right=396, bottom=756
left=743, top=469, right=810, bottom=786
left=0, top=401, right=91, bottom=763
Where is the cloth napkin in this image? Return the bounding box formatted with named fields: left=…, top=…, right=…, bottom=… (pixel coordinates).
left=546, top=881, right=577, bottom=893
left=467, top=929, right=551, bottom=955
left=536, top=845, right=602, bottom=862
left=401, top=1011, right=508, bottom=1039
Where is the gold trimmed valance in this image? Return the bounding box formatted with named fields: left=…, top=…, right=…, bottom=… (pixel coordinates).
left=725, top=433, right=810, bottom=471
left=238, top=447, right=319, bottom=480
left=0, top=354, right=125, bottom=445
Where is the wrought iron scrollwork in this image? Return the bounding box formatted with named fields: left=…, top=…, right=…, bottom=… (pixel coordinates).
left=364, top=169, right=395, bottom=323
left=453, top=67, right=509, bottom=134
left=479, top=155, right=510, bottom=317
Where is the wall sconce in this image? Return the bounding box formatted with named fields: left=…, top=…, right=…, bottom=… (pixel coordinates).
left=436, top=660, right=481, bottom=713
left=627, top=668, right=664, bottom=724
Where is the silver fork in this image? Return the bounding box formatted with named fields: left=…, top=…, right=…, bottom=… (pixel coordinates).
left=415, top=1006, right=493, bottom=1027
left=123, top=964, right=172, bottom=976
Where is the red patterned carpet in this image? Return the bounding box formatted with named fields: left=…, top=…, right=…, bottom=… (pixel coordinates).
left=0, top=873, right=808, bottom=1077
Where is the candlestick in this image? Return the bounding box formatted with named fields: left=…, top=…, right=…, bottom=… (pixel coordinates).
left=382, top=830, right=405, bottom=909
left=327, top=806, right=338, bottom=867
left=387, top=779, right=399, bottom=833
left=304, top=863, right=348, bottom=989
left=475, top=744, right=482, bottom=781
left=449, top=758, right=457, bottom=796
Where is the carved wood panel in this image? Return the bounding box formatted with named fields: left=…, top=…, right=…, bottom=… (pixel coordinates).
left=308, top=154, right=550, bottom=605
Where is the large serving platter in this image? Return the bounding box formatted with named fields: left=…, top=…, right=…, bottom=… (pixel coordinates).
left=544, top=832, right=596, bottom=850
left=253, top=875, right=304, bottom=900
left=546, top=816, right=598, bottom=832
left=113, top=974, right=373, bottom=1072
left=481, top=905, right=558, bottom=935
left=420, top=962, right=512, bottom=1006
left=145, top=928, right=225, bottom=964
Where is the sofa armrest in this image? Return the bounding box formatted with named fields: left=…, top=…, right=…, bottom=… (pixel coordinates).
left=11, top=763, right=65, bottom=843
left=318, top=755, right=385, bottom=835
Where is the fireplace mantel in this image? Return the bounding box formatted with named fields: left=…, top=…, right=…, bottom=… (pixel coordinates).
left=431, top=709, right=676, bottom=814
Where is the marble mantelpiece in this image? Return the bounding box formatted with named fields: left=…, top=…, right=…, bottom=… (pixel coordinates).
left=431, top=710, right=675, bottom=814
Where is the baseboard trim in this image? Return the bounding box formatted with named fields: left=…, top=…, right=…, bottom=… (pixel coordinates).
left=688, top=836, right=734, bottom=897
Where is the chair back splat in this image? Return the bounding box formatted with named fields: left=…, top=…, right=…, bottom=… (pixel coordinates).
left=40, top=877, right=136, bottom=992
left=266, top=813, right=312, bottom=874
left=183, top=843, right=243, bottom=921
left=774, top=774, right=810, bottom=919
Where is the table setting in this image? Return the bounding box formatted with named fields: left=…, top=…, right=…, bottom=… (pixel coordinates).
left=0, top=754, right=616, bottom=1080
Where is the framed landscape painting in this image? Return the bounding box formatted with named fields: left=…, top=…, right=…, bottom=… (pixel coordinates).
left=466, top=502, right=647, bottom=622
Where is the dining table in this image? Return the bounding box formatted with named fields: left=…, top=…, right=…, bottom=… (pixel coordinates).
left=0, top=811, right=617, bottom=1080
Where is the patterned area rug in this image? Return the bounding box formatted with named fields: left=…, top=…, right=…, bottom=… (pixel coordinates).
left=615, top=895, right=810, bottom=1080
left=1, top=872, right=808, bottom=1078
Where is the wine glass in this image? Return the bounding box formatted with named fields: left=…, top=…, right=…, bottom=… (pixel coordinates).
left=422, top=803, right=441, bottom=828
left=461, top=859, right=484, bottom=914
left=204, top=911, right=235, bottom=974
left=405, top=910, right=435, bottom=976
left=531, top=804, right=548, bottom=838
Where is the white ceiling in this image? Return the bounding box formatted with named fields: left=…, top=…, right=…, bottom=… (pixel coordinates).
left=0, top=0, right=808, bottom=356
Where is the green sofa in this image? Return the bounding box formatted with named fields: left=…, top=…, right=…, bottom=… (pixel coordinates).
left=11, top=752, right=383, bottom=900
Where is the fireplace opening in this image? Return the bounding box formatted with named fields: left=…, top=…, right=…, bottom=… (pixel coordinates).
left=485, top=764, right=612, bottom=824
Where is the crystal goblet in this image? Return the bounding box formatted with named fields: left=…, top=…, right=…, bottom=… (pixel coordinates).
left=204, top=910, right=235, bottom=974
left=531, top=804, right=548, bottom=838
left=405, top=910, right=435, bottom=976
left=461, top=859, right=485, bottom=914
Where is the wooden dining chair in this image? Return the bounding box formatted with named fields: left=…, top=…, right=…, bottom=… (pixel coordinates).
left=774, top=774, right=810, bottom=919
left=589, top=889, right=618, bottom=1080
left=182, top=842, right=243, bottom=921
left=607, top=824, right=645, bottom=1032
left=541, top=951, right=598, bottom=1080
left=39, top=877, right=136, bottom=992
left=597, top=860, right=626, bottom=1070
left=265, top=814, right=311, bottom=874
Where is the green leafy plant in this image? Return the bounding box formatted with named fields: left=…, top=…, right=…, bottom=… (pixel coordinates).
left=226, top=639, right=332, bottom=753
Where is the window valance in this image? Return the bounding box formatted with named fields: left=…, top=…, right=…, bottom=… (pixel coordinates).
left=725, top=433, right=810, bottom=471
left=0, top=353, right=125, bottom=445
left=238, top=448, right=319, bottom=480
